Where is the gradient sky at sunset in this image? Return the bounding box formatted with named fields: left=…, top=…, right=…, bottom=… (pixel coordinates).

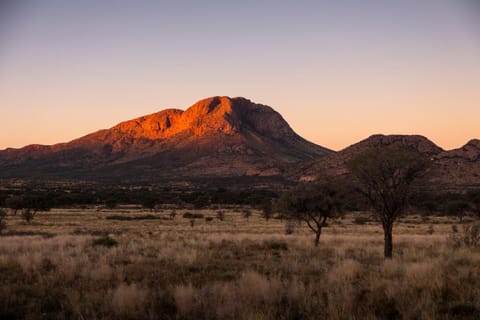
left=1, top=0, right=479, bottom=151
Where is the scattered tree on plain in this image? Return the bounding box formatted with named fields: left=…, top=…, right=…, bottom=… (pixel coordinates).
left=5, top=195, right=52, bottom=224
left=242, top=209, right=252, bottom=221
left=216, top=210, right=225, bottom=221
left=141, top=196, right=157, bottom=212
left=348, top=148, right=430, bottom=258
left=105, top=198, right=118, bottom=209
left=277, top=180, right=345, bottom=247
left=446, top=199, right=470, bottom=222
left=260, top=199, right=273, bottom=222
left=5, top=196, right=24, bottom=215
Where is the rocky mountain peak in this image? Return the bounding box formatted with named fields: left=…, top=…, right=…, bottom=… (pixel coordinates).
left=108, top=96, right=297, bottom=141
left=358, top=134, right=444, bottom=155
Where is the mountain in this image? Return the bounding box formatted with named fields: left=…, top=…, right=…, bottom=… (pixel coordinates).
left=0, top=96, right=332, bottom=181
left=293, top=134, right=480, bottom=188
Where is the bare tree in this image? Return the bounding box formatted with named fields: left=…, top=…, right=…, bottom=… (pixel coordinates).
left=277, top=180, right=345, bottom=247
left=348, top=148, right=430, bottom=258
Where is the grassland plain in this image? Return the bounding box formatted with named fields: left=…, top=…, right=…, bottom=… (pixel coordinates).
left=0, top=207, right=479, bottom=319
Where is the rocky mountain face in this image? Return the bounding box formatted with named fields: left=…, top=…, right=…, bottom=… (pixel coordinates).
left=294, top=134, right=480, bottom=187
left=0, top=96, right=331, bottom=181
left=433, top=139, right=480, bottom=186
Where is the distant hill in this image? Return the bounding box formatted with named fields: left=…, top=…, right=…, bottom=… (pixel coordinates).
left=292, top=134, right=480, bottom=188
left=0, top=96, right=331, bottom=181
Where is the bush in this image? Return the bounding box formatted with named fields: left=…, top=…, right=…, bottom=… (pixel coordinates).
left=183, top=212, right=204, bottom=219
left=216, top=211, right=225, bottom=221
left=92, top=235, right=118, bottom=248
left=21, top=209, right=35, bottom=224
left=0, top=209, right=6, bottom=235
left=285, top=220, right=295, bottom=235
left=264, top=239, right=288, bottom=251
left=449, top=223, right=480, bottom=248
left=353, top=216, right=369, bottom=225
left=105, top=199, right=118, bottom=209
left=427, top=225, right=434, bottom=235
left=463, top=223, right=480, bottom=247
left=242, top=209, right=252, bottom=221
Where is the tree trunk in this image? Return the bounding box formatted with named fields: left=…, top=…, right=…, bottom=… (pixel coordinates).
left=314, top=228, right=322, bottom=247
left=383, top=223, right=393, bottom=258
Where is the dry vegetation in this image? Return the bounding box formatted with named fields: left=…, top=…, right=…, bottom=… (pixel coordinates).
left=1, top=207, right=479, bottom=319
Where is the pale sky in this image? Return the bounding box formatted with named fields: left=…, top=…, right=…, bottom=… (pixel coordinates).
left=1, top=0, right=479, bottom=151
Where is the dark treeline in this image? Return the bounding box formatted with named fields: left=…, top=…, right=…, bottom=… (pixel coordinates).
left=1, top=181, right=479, bottom=219
left=0, top=185, right=279, bottom=210
left=412, top=189, right=480, bottom=219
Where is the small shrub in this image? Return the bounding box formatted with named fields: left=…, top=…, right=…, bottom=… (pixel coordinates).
left=264, top=239, right=288, bottom=251
left=21, top=209, right=35, bottom=224
left=92, top=235, right=118, bottom=248
left=285, top=220, right=295, bottom=235
left=421, top=215, right=431, bottom=222
left=452, top=224, right=458, bottom=233
left=183, top=212, right=204, bottom=219
left=353, top=216, right=369, bottom=225
left=242, top=209, right=252, bottom=221
left=0, top=209, right=6, bottom=235
left=216, top=211, right=225, bottom=221
left=449, top=223, right=480, bottom=248
left=105, top=199, right=118, bottom=209
left=190, top=219, right=195, bottom=228
left=205, top=217, right=213, bottom=222
left=427, top=225, right=434, bottom=235
left=0, top=220, right=6, bottom=235
left=170, top=210, right=177, bottom=219
left=463, top=223, right=480, bottom=247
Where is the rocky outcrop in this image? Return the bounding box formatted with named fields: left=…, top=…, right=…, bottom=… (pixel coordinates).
left=437, top=139, right=480, bottom=162
left=431, top=139, right=480, bottom=185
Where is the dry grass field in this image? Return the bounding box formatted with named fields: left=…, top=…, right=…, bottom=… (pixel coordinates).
left=1, top=207, right=479, bottom=319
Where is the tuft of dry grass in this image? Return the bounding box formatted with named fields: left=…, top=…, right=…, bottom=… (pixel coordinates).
left=111, top=283, right=148, bottom=316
